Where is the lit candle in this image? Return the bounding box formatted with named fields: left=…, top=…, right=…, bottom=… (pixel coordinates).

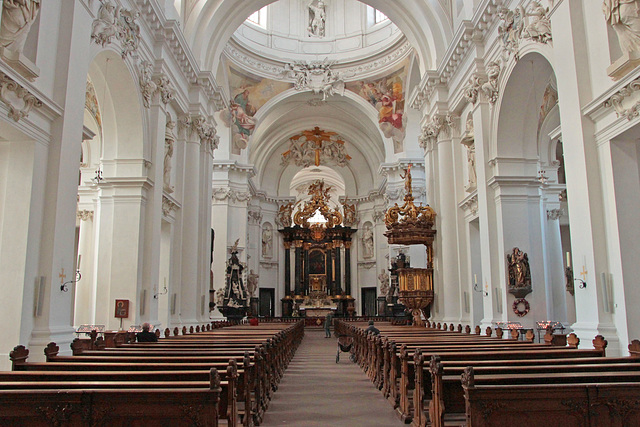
left=566, top=252, right=571, bottom=268
left=474, top=274, right=477, bottom=285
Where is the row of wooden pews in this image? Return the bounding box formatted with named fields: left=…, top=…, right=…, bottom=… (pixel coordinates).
left=2, top=320, right=304, bottom=427
left=336, top=319, right=640, bottom=427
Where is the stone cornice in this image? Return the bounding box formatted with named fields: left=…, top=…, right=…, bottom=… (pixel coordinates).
left=134, top=0, right=226, bottom=111
left=223, top=38, right=413, bottom=83
left=211, top=161, right=256, bottom=177
left=409, top=0, right=503, bottom=110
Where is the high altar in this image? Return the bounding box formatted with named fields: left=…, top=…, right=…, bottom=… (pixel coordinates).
left=278, top=181, right=357, bottom=317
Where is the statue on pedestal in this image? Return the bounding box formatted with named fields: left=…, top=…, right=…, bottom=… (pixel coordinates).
left=218, top=240, right=248, bottom=320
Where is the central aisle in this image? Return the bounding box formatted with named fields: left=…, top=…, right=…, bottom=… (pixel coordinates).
left=261, top=328, right=403, bottom=426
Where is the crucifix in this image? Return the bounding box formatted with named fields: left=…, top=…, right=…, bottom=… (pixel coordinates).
left=579, top=265, right=588, bottom=281
left=59, top=268, right=66, bottom=284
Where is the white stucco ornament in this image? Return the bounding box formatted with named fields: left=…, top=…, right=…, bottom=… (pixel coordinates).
left=282, top=58, right=348, bottom=100
left=0, top=72, right=42, bottom=122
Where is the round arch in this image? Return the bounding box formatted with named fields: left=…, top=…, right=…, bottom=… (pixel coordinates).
left=184, top=0, right=452, bottom=74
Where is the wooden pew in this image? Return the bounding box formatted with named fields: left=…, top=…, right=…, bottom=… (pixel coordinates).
left=0, top=368, right=222, bottom=427
left=461, top=366, right=640, bottom=427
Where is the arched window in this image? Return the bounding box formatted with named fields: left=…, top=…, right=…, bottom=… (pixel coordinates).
left=247, top=6, right=267, bottom=28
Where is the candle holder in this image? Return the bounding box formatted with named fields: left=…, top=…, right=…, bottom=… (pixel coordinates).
left=154, top=284, right=168, bottom=299
left=61, top=269, right=81, bottom=292
left=473, top=283, right=488, bottom=296
left=574, top=278, right=587, bottom=289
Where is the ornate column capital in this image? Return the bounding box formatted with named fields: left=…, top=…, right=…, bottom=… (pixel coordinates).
left=419, top=113, right=458, bottom=150
left=179, top=114, right=219, bottom=154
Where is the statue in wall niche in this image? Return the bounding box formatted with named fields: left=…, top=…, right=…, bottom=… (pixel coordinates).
left=362, top=224, right=374, bottom=259
left=521, top=1, right=552, bottom=44
left=261, top=224, right=273, bottom=258
left=507, top=247, right=532, bottom=298
left=461, top=115, right=477, bottom=192
left=603, top=0, right=640, bottom=55
left=308, top=0, right=326, bottom=38
left=247, top=270, right=259, bottom=298
left=164, top=114, right=176, bottom=194
left=0, top=0, right=41, bottom=54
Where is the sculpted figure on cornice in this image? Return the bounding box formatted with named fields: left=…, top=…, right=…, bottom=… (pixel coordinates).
left=282, top=58, right=347, bottom=101
left=308, top=0, right=326, bottom=38
left=341, top=199, right=358, bottom=227
left=91, top=0, right=140, bottom=59
left=0, top=0, right=40, bottom=55
left=481, top=62, right=501, bottom=105
left=276, top=202, right=294, bottom=228
left=603, top=0, right=640, bottom=55
left=497, top=3, right=552, bottom=61
left=521, top=1, right=552, bottom=44
left=164, top=113, right=176, bottom=194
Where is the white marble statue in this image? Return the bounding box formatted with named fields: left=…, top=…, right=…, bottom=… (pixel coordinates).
left=308, top=0, right=326, bottom=37
left=262, top=224, right=273, bottom=258
left=461, top=115, right=476, bottom=191
left=362, top=225, right=374, bottom=259
left=603, top=0, right=640, bottom=55
left=0, top=0, right=40, bottom=54
left=378, top=269, right=390, bottom=297
left=164, top=114, right=176, bottom=194
left=247, top=270, right=259, bottom=298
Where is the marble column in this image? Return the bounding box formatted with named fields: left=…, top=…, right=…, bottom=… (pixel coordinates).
left=284, top=242, right=291, bottom=296
left=344, top=241, right=352, bottom=295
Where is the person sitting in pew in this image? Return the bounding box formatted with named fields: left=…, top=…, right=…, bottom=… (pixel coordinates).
left=136, top=323, right=158, bottom=342
left=365, top=320, right=380, bottom=336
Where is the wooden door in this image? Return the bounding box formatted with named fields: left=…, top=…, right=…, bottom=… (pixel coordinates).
left=259, top=288, right=275, bottom=317
left=361, top=287, right=377, bottom=317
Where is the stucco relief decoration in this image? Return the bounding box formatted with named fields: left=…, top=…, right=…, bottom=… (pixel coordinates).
left=153, top=74, right=175, bottom=105
left=0, top=71, right=42, bottom=121
left=276, top=202, right=294, bottom=228
left=91, top=0, right=140, bottom=58
left=77, top=210, right=94, bottom=221
left=341, top=199, right=357, bottom=227
left=85, top=78, right=102, bottom=131
left=346, top=60, right=408, bottom=153
left=164, top=113, right=176, bottom=194
left=222, top=64, right=292, bottom=154
left=507, top=247, right=532, bottom=298
left=281, top=126, right=351, bottom=167
left=461, top=114, right=477, bottom=193
left=307, top=0, right=326, bottom=38
left=161, top=195, right=178, bottom=217
left=262, top=223, right=273, bottom=258
left=498, top=3, right=552, bottom=61
left=282, top=58, right=348, bottom=101
left=463, top=72, right=485, bottom=105
left=603, top=0, right=640, bottom=59
left=481, top=61, right=501, bottom=105
left=603, top=75, right=640, bottom=120
left=419, top=114, right=457, bottom=150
